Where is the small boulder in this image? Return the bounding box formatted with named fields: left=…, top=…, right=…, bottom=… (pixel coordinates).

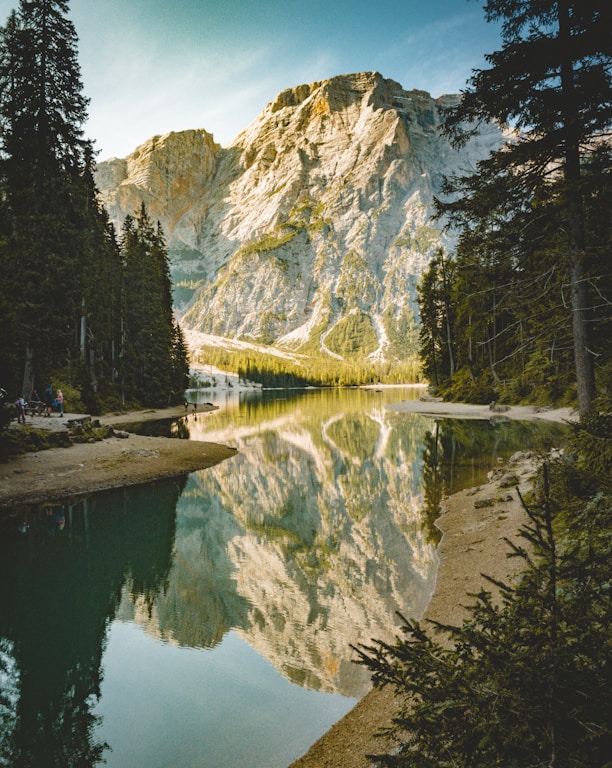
left=499, top=472, right=519, bottom=488
left=474, top=497, right=496, bottom=509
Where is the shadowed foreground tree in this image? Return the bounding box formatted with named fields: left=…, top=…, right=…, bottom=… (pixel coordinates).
left=353, top=464, right=612, bottom=767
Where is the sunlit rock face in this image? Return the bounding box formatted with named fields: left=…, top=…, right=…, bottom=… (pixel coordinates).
left=116, top=399, right=438, bottom=697
left=95, top=72, right=505, bottom=360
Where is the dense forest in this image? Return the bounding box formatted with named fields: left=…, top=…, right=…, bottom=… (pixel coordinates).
left=418, top=0, right=611, bottom=420
left=195, top=345, right=422, bottom=389
left=0, top=0, right=188, bottom=414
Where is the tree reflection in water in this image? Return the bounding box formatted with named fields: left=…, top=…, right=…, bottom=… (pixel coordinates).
left=420, top=417, right=566, bottom=542
left=0, top=389, right=568, bottom=768
left=0, top=479, right=185, bottom=768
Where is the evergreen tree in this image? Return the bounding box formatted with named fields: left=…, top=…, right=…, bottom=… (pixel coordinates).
left=353, top=465, right=612, bottom=767
left=73, top=145, right=123, bottom=408
left=417, top=252, right=456, bottom=389
left=120, top=205, right=188, bottom=406
left=0, top=0, right=91, bottom=394
left=424, top=152, right=610, bottom=406
left=439, top=0, right=611, bottom=419
left=170, top=321, right=190, bottom=401
left=0, top=2, right=187, bottom=411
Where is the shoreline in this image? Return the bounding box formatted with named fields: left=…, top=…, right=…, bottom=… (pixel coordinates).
left=0, top=405, right=236, bottom=512
left=289, top=400, right=573, bottom=768
left=289, top=450, right=543, bottom=768
left=387, top=399, right=575, bottom=423
left=0, top=399, right=573, bottom=767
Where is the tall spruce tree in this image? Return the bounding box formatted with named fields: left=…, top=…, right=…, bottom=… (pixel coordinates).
left=354, top=481, right=612, bottom=767
left=73, top=144, right=123, bottom=408
left=426, top=145, right=610, bottom=406
left=0, top=0, right=91, bottom=395
left=120, top=205, right=188, bottom=406
left=439, top=0, right=611, bottom=419
left=417, top=253, right=457, bottom=388
left=0, top=2, right=187, bottom=410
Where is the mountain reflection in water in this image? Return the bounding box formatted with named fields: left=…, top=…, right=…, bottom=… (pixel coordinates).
left=0, top=387, right=566, bottom=768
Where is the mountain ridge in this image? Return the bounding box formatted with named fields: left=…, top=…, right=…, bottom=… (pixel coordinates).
left=95, top=72, right=505, bottom=366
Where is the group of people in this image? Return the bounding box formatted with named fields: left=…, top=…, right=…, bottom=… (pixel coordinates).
left=14, top=383, right=64, bottom=423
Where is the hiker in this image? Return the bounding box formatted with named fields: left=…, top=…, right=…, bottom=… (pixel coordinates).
left=56, top=389, right=64, bottom=417
left=15, top=395, right=26, bottom=424
left=44, top=383, right=53, bottom=417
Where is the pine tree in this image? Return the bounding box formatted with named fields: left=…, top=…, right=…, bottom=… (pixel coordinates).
left=440, top=0, right=611, bottom=419
left=170, top=321, right=190, bottom=402
left=120, top=205, right=188, bottom=406
left=353, top=465, right=612, bottom=767
left=73, top=145, right=123, bottom=400
left=427, top=153, right=610, bottom=405
left=0, top=0, right=91, bottom=394
left=417, top=252, right=456, bottom=389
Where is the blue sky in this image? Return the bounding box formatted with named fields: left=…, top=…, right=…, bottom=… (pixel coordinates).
left=0, top=0, right=502, bottom=160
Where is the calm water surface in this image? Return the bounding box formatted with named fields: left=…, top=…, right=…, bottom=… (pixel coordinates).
left=0, top=387, right=566, bottom=767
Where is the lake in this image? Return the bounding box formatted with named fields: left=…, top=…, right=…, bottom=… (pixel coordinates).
left=0, top=387, right=566, bottom=767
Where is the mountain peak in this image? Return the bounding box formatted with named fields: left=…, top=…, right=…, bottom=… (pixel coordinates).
left=96, top=73, right=504, bottom=364
left=267, top=71, right=389, bottom=112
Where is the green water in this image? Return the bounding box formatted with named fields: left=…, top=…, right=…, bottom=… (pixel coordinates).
left=0, top=387, right=566, bottom=767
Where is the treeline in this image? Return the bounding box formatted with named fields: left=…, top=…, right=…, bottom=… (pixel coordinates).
left=0, top=0, right=188, bottom=413
left=417, top=0, right=610, bottom=419
left=419, top=155, right=610, bottom=406
left=197, top=346, right=423, bottom=388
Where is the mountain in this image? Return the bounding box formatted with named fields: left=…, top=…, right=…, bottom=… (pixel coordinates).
left=95, top=72, right=505, bottom=365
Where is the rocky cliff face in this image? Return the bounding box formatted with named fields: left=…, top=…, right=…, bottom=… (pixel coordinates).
left=96, top=72, right=504, bottom=361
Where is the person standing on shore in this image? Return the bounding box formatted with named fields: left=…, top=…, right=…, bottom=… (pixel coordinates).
left=15, top=395, right=26, bottom=424
left=44, top=383, right=53, bottom=417
left=56, top=389, right=64, bottom=417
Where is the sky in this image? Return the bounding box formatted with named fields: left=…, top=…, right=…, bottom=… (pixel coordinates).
left=0, top=0, right=503, bottom=161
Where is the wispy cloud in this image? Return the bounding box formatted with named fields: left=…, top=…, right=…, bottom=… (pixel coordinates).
left=378, top=10, right=500, bottom=96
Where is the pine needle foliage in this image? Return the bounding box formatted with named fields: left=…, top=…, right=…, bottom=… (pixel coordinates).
left=353, top=462, right=612, bottom=767
left=0, top=3, right=189, bottom=411
left=432, top=0, right=611, bottom=418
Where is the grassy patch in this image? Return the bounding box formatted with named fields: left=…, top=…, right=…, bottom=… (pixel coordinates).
left=0, top=422, right=114, bottom=462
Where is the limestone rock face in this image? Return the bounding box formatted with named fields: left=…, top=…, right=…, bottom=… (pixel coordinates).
left=96, top=128, right=220, bottom=242
left=96, top=72, right=505, bottom=360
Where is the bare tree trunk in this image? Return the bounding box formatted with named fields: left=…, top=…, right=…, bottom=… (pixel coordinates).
left=445, top=311, right=455, bottom=379
left=440, top=254, right=455, bottom=378
left=559, top=0, right=596, bottom=419
left=21, top=343, right=34, bottom=398
left=570, top=247, right=595, bottom=417
left=488, top=286, right=502, bottom=386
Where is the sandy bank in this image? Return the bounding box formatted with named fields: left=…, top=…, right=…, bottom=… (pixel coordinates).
left=388, top=399, right=575, bottom=423
left=0, top=405, right=237, bottom=511
left=289, top=400, right=571, bottom=768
